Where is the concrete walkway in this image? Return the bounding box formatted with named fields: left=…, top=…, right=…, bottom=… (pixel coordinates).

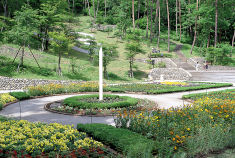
left=0, top=86, right=234, bottom=126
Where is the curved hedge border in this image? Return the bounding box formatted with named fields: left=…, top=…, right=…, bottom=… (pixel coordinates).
left=63, top=95, right=139, bottom=109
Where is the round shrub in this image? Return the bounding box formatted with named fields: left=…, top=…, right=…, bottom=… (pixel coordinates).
left=63, top=94, right=139, bottom=109
left=9, top=92, right=30, bottom=100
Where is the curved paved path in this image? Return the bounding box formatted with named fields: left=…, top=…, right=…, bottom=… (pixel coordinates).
left=0, top=86, right=234, bottom=126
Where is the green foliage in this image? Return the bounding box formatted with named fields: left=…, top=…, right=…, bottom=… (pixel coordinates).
left=0, top=103, right=2, bottom=110
left=9, top=92, right=30, bottom=100
left=77, top=123, right=156, bottom=157
left=155, top=62, right=166, bottom=68
left=206, top=43, right=233, bottom=65
left=107, top=83, right=233, bottom=94
left=5, top=5, right=40, bottom=46
left=63, top=94, right=139, bottom=109
left=182, top=89, right=235, bottom=100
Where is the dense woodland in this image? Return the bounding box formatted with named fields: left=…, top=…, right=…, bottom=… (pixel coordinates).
left=0, top=0, right=234, bottom=77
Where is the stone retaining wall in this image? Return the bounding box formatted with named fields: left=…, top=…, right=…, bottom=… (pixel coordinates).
left=0, top=76, right=82, bottom=90
left=148, top=68, right=192, bottom=81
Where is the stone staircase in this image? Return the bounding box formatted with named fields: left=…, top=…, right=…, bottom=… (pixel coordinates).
left=173, top=44, right=196, bottom=71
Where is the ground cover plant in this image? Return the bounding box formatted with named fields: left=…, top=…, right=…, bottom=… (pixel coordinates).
left=106, top=82, right=232, bottom=94
left=0, top=119, right=108, bottom=158
left=0, top=93, right=17, bottom=110
left=50, top=99, right=157, bottom=116
left=115, top=97, right=235, bottom=157
left=182, top=89, right=235, bottom=100
left=63, top=94, right=138, bottom=109
left=77, top=123, right=156, bottom=157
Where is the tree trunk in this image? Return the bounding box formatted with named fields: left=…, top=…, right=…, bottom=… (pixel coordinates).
left=188, top=0, right=192, bottom=37
left=157, top=0, right=160, bottom=49
left=93, top=0, right=96, bottom=21
left=166, top=0, right=170, bottom=52
left=146, top=0, right=149, bottom=38
left=129, top=57, right=134, bottom=78
left=103, top=65, right=108, bottom=79
left=179, top=0, right=182, bottom=41
left=67, top=0, right=70, bottom=12
left=87, top=0, right=91, bottom=16
left=132, top=0, right=135, bottom=31
left=138, top=0, right=140, bottom=20
left=96, top=0, right=99, bottom=18
left=72, top=0, right=75, bottom=14
left=105, top=0, right=107, bottom=17
left=58, top=52, right=62, bottom=76
left=17, top=46, right=24, bottom=73
left=2, top=0, right=8, bottom=17
left=150, top=0, right=154, bottom=42
left=176, top=0, right=178, bottom=37
left=207, top=32, right=211, bottom=48
left=190, top=0, right=198, bottom=54
left=231, top=30, right=235, bottom=57
left=214, top=0, right=218, bottom=47
left=154, top=0, right=159, bottom=36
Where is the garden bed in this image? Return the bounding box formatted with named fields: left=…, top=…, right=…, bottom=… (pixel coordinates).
left=45, top=99, right=158, bottom=116
left=0, top=119, right=113, bottom=158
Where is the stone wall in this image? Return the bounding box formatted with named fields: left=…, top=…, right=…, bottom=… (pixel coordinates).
left=0, top=76, right=82, bottom=90
left=188, top=57, right=235, bottom=71
left=148, top=68, right=192, bottom=81
left=136, top=58, right=177, bottom=68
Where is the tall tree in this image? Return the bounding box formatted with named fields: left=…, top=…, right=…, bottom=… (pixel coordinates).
left=166, top=0, right=170, bottom=52
left=93, top=0, right=96, bottom=21
left=176, top=0, right=178, bottom=37
left=190, top=0, right=199, bottom=54
left=2, top=0, right=8, bottom=17
left=157, top=0, right=160, bottom=48
left=132, top=0, right=135, bottom=31
left=179, top=0, right=182, bottom=41
left=214, top=0, right=218, bottom=47
left=104, top=0, right=107, bottom=17
left=150, top=0, right=153, bottom=42
left=146, top=0, right=149, bottom=38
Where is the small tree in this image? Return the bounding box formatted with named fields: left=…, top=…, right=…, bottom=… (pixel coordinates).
left=125, top=42, right=145, bottom=78
left=49, top=31, right=74, bottom=76
left=101, top=43, right=118, bottom=79
left=88, top=37, right=97, bottom=62
left=6, top=5, right=40, bottom=72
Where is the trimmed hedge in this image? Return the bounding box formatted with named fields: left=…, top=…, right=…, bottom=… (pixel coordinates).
left=107, top=83, right=233, bottom=94
left=63, top=94, right=139, bottom=109
left=9, top=92, right=31, bottom=100
left=77, top=124, right=156, bottom=157
left=182, top=89, right=235, bottom=100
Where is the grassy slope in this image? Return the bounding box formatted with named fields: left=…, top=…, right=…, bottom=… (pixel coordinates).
left=0, top=16, right=196, bottom=83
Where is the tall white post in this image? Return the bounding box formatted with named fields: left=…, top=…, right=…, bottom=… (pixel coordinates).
left=99, top=47, right=103, bottom=100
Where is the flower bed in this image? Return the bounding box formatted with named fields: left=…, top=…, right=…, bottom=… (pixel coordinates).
left=63, top=95, right=139, bottom=109
left=47, top=99, right=157, bottom=116
left=115, top=97, right=235, bottom=157
left=107, top=82, right=232, bottom=94
left=0, top=93, right=17, bottom=110
left=77, top=123, right=156, bottom=157
left=182, top=89, right=235, bottom=101
left=0, top=120, right=108, bottom=157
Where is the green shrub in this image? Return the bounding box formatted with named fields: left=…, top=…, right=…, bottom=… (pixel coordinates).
left=9, top=92, right=30, bottom=100
left=63, top=94, right=138, bottom=109
left=156, top=62, right=166, bottom=68
left=77, top=123, right=155, bottom=157
left=0, top=103, right=2, bottom=110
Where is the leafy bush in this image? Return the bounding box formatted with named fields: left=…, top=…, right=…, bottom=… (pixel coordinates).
left=63, top=94, right=139, bottom=109
left=0, top=103, right=2, bottom=110
left=77, top=123, right=156, bottom=157
left=155, top=62, right=166, bottom=68
left=9, top=92, right=31, bottom=100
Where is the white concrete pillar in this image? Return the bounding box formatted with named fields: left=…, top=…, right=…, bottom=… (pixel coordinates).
left=99, top=47, right=103, bottom=100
